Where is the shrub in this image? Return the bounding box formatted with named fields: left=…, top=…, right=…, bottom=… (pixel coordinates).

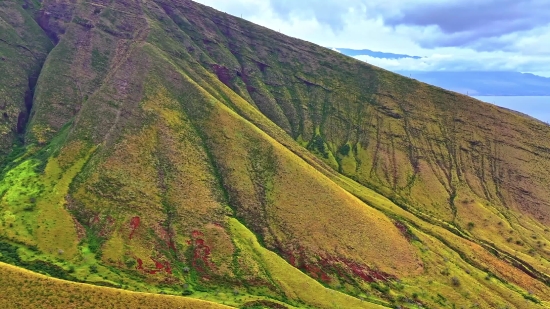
left=124, top=258, right=136, bottom=268
left=370, top=282, right=390, bottom=294
left=89, top=265, right=98, bottom=274
left=338, top=144, right=351, bottom=156
left=451, top=276, right=460, bottom=287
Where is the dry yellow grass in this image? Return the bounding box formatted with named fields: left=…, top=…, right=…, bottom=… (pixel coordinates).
left=0, top=261, right=233, bottom=308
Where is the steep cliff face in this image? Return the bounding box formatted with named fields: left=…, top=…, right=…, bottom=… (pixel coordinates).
left=0, top=0, right=52, bottom=155
left=1, top=0, right=550, bottom=308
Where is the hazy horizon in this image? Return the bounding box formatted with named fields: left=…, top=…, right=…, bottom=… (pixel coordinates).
left=474, top=96, right=550, bottom=123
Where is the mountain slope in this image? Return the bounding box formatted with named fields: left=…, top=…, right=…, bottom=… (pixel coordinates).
left=0, top=261, right=231, bottom=308
left=1, top=0, right=550, bottom=308
left=0, top=0, right=53, bottom=155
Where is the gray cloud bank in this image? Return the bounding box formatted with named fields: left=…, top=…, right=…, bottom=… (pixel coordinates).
left=246, top=0, right=550, bottom=51
left=386, top=0, right=550, bottom=48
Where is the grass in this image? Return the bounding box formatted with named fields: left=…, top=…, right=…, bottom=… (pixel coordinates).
left=228, top=217, right=386, bottom=309
left=0, top=261, right=232, bottom=308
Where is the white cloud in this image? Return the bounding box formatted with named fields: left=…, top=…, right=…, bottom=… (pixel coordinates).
left=354, top=47, right=550, bottom=74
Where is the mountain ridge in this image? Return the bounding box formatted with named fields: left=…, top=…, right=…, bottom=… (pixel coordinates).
left=334, top=48, right=422, bottom=59
left=1, top=0, right=550, bottom=308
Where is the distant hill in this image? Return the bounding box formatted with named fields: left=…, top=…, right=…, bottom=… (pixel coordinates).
left=336, top=49, right=550, bottom=96
left=398, top=71, right=550, bottom=96
left=334, top=48, right=421, bottom=59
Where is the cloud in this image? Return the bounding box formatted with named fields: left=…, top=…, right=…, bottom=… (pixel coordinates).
left=268, top=0, right=358, bottom=31
left=354, top=48, right=550, bottom=74
left=198, top=0, right=550, bottom=52
left=195, top=0, right=270, bottom=17
left=385, top=0, right=550, bottom=49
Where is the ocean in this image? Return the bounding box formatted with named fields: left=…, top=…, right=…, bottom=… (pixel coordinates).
left=473, top=96, right=550, bottom=124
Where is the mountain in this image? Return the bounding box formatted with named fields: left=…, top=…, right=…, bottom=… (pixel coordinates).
left=2, top=0, right=550, bottom=308
left=335, top=50, right=550, bottom=96
left=334, top=48, right=421, bottom=59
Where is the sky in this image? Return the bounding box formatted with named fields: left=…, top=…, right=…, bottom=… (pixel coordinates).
left=194, top=0, right=550, bottom=77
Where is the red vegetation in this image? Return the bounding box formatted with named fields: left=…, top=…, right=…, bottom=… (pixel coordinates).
left=286, top=249, right=331, bottom=283
left=165, top=262, right=173, bottom=274
left=91, top=214, right=100, bottom=225
left=394, top=220, right=414, bottom=241
left=188, top=230, right=214, bottom=275
left=153, top=259, right=164, bottom=270
left=192, top=230, right=204, bottom=237
left=288, top=252, right=296, bottom=267
left=135, top=257, right=172, bottom=275
left=285, top=248, right=396, bottom=284
left=344, top=260, right=395, bottom=282
left=305, top=263, right=331, bottom=282
left=129, top=216, right=140, bottom=240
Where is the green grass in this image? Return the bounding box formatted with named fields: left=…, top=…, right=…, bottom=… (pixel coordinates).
left=228, top=218, right=386, bottom=309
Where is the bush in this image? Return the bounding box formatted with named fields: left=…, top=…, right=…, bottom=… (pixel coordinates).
left=89, top=265, right=98, bottom=274
left=451, top=276, right=461, bottom=287
left=370, top=282, right=390, bottom=294
left=338, top=144, right=351, bottom=156
left=124, top=258, right=136, bottom=268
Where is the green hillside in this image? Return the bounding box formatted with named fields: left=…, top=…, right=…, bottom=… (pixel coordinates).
left=1, top=0, right=550, bottom=308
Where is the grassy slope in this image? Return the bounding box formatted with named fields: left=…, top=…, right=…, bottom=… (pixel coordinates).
left=173, top=0, right=550, bottom=265
left=0, top=0, right=52, bottom=155
left=0, top=261, right=232, bottom=309
left=1, top=0, right=550, bottom=309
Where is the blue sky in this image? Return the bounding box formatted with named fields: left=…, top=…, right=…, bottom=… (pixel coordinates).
left=194, top=0, right=550, bottom=77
